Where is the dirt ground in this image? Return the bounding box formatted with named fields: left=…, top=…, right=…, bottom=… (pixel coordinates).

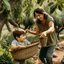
left=53, top=49, right=64, bottom=64
left=53, top=40, right=64, bottom=64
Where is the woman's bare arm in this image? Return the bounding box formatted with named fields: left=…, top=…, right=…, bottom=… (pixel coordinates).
left=26, top=26, right=40, bottom=35
left=46, top=21, right=55, bottom=34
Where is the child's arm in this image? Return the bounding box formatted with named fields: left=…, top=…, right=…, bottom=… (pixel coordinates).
left=11, top=45, right=26, bottom=51
left=11, top=45, right=20, bottom=51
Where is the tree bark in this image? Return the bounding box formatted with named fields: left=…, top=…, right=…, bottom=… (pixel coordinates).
left=0, top=19, right=5, bottom=36
left=8, top=19, right=18, bottom=27
left=5, top=21, right=11, bottom=32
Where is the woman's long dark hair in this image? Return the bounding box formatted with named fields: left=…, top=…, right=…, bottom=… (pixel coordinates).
left=33, top=8, right=48, bottom=20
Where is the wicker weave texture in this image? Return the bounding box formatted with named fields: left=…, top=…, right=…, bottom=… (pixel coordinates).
left=11, top=42, right=39, bottom=60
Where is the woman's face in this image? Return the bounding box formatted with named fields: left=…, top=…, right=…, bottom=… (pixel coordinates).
left=35, top=12, right=44, bottom=21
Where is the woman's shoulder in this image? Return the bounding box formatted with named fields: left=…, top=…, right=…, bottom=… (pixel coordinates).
left=47, top=16, right=54, bottom=22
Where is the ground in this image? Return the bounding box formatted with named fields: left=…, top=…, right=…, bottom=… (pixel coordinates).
left=53, top=49, right=64, bottom=64
left=53, top=40, right=64, bottom=64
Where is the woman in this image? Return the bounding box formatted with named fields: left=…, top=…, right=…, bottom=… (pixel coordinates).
left=26, top=7, right=58, bottom=64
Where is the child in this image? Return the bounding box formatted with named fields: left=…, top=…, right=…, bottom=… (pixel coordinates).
left=11, top=28, right=39, bottom=64
left=11, top=28, right=30, bottom=51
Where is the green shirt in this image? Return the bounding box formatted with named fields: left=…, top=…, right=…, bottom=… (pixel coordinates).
left=36, top=16, right=58, bottom=46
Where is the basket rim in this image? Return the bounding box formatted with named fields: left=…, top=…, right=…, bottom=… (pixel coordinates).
left=10, top=41, right=39, bottom=53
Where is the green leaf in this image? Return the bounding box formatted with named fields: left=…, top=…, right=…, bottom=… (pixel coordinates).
left=50, top=4, right=57, bottom=14
left=37, top=0, right=44, bottom=6
left=33, top=0, right=37, bottom=2
left=3, top=0, right=11, bottom=11
left=58, top=5, right=62, bottom=11
left=47, top=0, right=50, bottom=2
left=61, top=3, right=64, bottom=7
left=37, top=0, right=41, bottom=4
left=40, top=0, right=44, bottom=6
left=48, top=2, right=54, bottom=6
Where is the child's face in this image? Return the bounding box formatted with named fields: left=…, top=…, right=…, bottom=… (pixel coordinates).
left=17, top=34, right=26, bottom=42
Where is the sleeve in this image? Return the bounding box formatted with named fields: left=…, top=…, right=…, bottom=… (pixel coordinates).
left=25, top=39, right=30, bottom=45
left=11, top=40, right=17, bottom=46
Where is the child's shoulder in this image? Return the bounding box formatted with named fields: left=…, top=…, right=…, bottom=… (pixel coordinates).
left=24, top=39, right=29, bottom=42
left=11, top=39, right=18, bottom=43
left=24, top=39, right=30, bottom=44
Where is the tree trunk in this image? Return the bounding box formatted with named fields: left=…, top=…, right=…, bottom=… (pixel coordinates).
left=0, top=19, right=5, bottom=36
left=5, top=21, right=11, bottom=32
left=8, top=19, right=18, bottom=27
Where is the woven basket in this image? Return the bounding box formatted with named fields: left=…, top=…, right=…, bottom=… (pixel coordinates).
left=10, top=41, right=39, bottom=60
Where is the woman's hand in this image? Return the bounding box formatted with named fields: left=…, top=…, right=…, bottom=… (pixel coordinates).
left=40, top=31, right=47, bottom=38
left=26, top=28, right=39, bottom=35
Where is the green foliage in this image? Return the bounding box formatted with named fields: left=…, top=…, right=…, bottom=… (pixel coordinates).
left=54, top=16, right=63, bottom=27
left=0, top=0, right=11, bottom=17
left=0, top=48, right=13, bottom=64
left=26, top=36, right=35, bottom=42
left=33, top=0, right=37, bottom=2
left=39, top=0, right=44, bottom=6
left=52, top=12, right=64, bottom=27
left=37, top=0, right=44, bottom=6
left=2, top=9, right=9, bottom=17
left=48, top=2, right=54, bottom=6
left=50, top=3, right=57, bottom=14
left=57, top=2, right=63, bottom=11
left=0, top=0, right=4, bottom=13
left=3, top=0, right=11, bottom=11
left=58, top=5, right=62, bottom=11
left=14, top=0, right=22, bottom=19
left=0, top=33, right=13, bottom=64
left=0, top=33, right=14, bottom=50
left=34, top=0, right=64, bottom=14
left=26, top=34, right=39, bottom=42
left=26, top=59, right=34, bottom=64
left=37, top=0, right=41, bottom=4
left=13, top=0, right=34, bottom=22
